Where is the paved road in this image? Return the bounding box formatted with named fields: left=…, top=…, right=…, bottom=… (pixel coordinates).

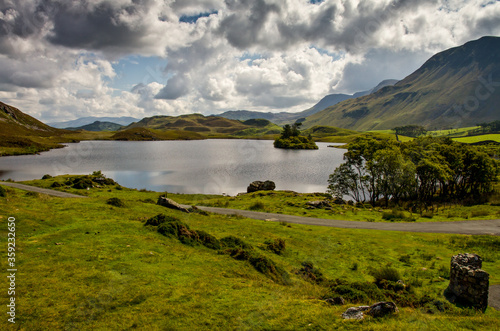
left=0, top=182, right=86, bottom=198
left=490, top=285, right=500, bottom=310
left=187, top=205, right=500, bottom=236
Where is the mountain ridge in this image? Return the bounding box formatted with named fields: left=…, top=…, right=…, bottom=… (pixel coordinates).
left=303, top=36, right=500, bottom=130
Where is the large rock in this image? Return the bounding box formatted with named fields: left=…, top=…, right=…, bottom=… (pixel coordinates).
left=157, top=197, right=190, bottom=213
left=342, top=302, right=398, bottom=320
left=247, top=180, right=276, bottom=193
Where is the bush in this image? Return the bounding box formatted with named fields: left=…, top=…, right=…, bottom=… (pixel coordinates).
left=263, top=238, right=286, bottom=255
left=297, top=262, right=325, bottom=284
left=249, top=255, right=291, bottom=285
left=72, top=178, right=93, bottom=189
left=220, top=236, right=253, bottom=250
left=382, top=209, right=416, bottom=222
left=42, top=174, right=52, bottom=180
left=249, top=201, right=265, bottom=211
left=370, top=266, right=402, bottom=286
left=145, top=214, right=180, bottom=226
left=50, top=182, right=62, bottom=188
left=196, top=230, right=221, bottom=250
left=157, top=219, right=200, bottom=246
left=0, top=185, right=6, bottom=197
left=106, top=197, right=125, bottom=207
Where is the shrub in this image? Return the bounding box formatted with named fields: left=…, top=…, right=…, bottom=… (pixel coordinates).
left=50, top=182, right=62, bottom=188
left=370, top=266, right=402, bottom=286
left=42, top=174, right=52, bottom=180
left=145, top=214, right=180, bottom=226
left=297, top=262, right=325, bottom=284
left=382, top=209, right=416, bottom=222
left=220, top=236, right=253, bottom=250
left=106, top=197, right=125, bottom=207
left=196, top=230, right=221, bottom=250
left=249, top=255, right=291, bottom=285
left=157, top=219, right=199, bottom=246
left=399, top=254, right=412, bottom=265
left=263, top=238, right=286, bottom=255
left=249, top=201, right=265, bottom=211
left=421, top=211, right=434, bottom=219
left=0, top=185, right=6, bottom=197
left=72, top=178, right=93, bottom=189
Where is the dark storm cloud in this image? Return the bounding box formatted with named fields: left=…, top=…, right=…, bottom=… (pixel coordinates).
left=218, top=0, right=280, bottom=49
left=46, top=0, right=150, bottom=51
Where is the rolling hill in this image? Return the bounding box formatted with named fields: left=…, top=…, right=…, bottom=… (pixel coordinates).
left=49, top=116, right=139, bottom=128
left=120, top=114, right=282, bottom=138
left=303, top=36, right=500, bottom=130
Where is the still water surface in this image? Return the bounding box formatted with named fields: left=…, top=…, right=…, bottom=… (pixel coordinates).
left=0, top=140, right=345, bottom=195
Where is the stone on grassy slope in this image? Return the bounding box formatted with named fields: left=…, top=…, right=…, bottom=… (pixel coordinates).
left=157, top=197, right=190, bottom=213
left=342, top=302, right=398, bottom=320
left=247, top=180, right=276, bottom=193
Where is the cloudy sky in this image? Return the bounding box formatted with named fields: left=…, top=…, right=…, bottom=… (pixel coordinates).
left=0, top=0, right=499, bottom=122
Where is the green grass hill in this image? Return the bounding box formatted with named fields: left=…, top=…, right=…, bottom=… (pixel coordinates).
left=303, top=36, right=500, bottom=131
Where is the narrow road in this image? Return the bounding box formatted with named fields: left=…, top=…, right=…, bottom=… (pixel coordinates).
left=186, top=205, right=500, bottom=236
left=0, top=182, right=87, bottom=198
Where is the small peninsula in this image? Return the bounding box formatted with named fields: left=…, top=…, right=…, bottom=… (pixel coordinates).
left=274, top=123, right=318, bottom=149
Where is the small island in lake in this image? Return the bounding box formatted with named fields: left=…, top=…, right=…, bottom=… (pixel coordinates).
left=274, top=123, right=318, bottom=149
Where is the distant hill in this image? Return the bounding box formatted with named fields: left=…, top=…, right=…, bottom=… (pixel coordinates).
left=123, top=114, right=282, bottom=137
left=303, top=36, right=500, bottom=130
left=49, top=116, right=139, bottom=129
left=216, top=79, right=398, bottom=125
left=66, top=121, right=123, bottom=132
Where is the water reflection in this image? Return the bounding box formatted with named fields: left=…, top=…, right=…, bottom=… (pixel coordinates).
left=0, top=140, right=346, bottom=195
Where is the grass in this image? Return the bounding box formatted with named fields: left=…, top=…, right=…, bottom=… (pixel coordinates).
left=454, top=134, right=500, bottom=144
left=0, top=175, right=499, bottom=329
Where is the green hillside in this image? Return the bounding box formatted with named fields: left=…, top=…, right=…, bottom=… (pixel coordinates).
left=0, top=101, right=71, bottom=155
left=303, top=36, right=500, bottom=131
left=123, top=114, right=282, bottom=138
left=67, top=121, right=123, bottom=132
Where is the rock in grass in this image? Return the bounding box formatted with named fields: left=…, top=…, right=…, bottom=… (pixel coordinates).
left=342, top=302, right=398, bottom=319
left=157, top=197, right=190, bottom=213
left=247, top=180, right=276, bottom=193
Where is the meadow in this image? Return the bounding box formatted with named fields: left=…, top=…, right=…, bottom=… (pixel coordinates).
left=1, top=175, right=499, bottom=330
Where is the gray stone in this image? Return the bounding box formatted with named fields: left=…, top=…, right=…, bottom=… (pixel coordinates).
left=247, top=180, right=276, bottom=193
left=306, top=200, right=332, bottom=209
left=157, top=197, right=190, bottom=213
left=342, top=302, right=398, bottom=320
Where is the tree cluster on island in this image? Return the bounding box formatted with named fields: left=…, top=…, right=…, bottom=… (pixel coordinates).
left=273, top=123, right=318, bottom=149
left=328, top=136, right=499, bottom=209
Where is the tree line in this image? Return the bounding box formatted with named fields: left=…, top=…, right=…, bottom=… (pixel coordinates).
left=328, top=136, right=499, bottom=208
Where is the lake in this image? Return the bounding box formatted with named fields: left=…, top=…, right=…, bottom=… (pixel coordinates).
left=0, top=140, right=346, bottom=195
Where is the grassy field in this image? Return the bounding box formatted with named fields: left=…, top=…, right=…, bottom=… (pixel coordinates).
left=1, top=175, right=499, bottom=330
left=454, top=134, right=500, bottom=144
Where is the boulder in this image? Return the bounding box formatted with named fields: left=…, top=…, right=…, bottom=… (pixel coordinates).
left=342, top=302, right=398, bottom=320
left=247, top=180, right=276, bottom=193
left=306, top=200, right=332, bottom=209
left=157, top=197, right=190, bottom=213
left=341, top=306, right=370, bottom=320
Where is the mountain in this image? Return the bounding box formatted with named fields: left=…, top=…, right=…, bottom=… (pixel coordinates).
left=66, top=121, right=123, bottom=132
left=303, top=36, right=500, bottom=130
left=216, top=79, right=398, bottom=125
left=49, top=116, right=139, bottom=129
